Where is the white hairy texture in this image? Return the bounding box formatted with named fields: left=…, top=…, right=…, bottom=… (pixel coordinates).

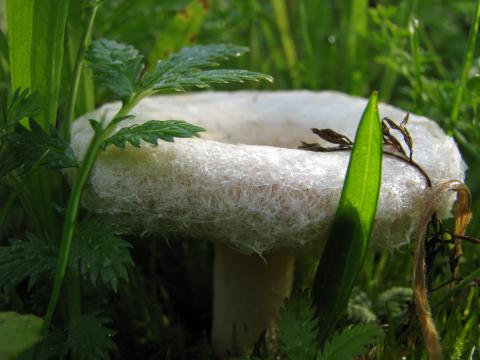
left=71, top=91, right=466, bottom=255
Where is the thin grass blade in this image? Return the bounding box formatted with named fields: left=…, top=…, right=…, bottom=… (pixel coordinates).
left=312, top=92, right=383, bottom=344
left=450, top=0, right=480, bottom=128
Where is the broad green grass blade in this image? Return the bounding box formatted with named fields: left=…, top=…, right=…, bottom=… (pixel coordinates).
left=31, top=0, right=70, bottom=128
left=450, top=0, right=480, bottom=128
left=5, top=0, right=33, bottom=94
left=312, top=92, right=383, bottom=344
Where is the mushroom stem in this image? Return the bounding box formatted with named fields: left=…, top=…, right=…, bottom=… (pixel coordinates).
left=212, top=243, right=294, bottom=357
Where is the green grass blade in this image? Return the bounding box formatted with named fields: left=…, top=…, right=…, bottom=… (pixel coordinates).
left=63, top=0, right=100, bottom=139
left=450, top=0, right=480, bottom=128
left=409, top=17, right=423, bottom=112
left=5, top=0, right=33, bottom=94
left=64, top=0, right=97, bottom=119
left=379, top=0, right=418, bottom=102
left=312, top=92, right=383, bottom=344
left=271, top=0, right=299, bottom=88
left=341, top=0, right=368, bottom=94
left=31, top=0, right=70, bottom=128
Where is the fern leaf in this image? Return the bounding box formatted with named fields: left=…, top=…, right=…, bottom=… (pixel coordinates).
left=70, top=217, right=133, bottom=291
left=277, top=293, right=318, bottom=360
left=318, top=323, right=383, bottom=360
left=86, top=39, right=144, bottom=101
left=0, top=234, right=56, bottom=290
left=143, top=44, right=273, bottom=91
left=0, top=119, right=78, bottom=177
left=101, top=120, right=205, bottom=149
left=86, top=40, right=273, bottom=103
left=0, top=88, right=40, bottom=130
left=66, top=312, right=117, bottom=360
left=376, top=287, right=412, bottom=325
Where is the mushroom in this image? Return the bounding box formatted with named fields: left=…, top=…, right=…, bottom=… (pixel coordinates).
left=71, top=91, right=466, bottom=357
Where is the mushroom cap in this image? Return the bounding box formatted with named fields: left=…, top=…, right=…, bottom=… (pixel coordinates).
left=71, top=91, right=466, bottom=255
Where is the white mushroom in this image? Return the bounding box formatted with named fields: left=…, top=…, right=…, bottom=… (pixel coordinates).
left=71, top=91, right=466, bottom=356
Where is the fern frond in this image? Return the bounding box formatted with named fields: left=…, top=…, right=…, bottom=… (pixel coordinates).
left=70, top=217, right=133, bottom=291
left=277, top=293, right=318, bottom=360
left=0, top=234, right=56, bottom=290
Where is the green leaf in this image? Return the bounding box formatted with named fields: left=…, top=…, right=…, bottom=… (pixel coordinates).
left=86, top=39, right=145, bottom=101
left=66, top=312, right=117, bottom=360
left=0, top=88, right=40, bottom=130
left=30, top=0, right=70, bottom=128
left=101, top=119, right=205, bottom=150
left=0, top=233, right=57, bottom=290
left=0, top=312, right=43, bottom=360
left=312, top=92, right=383, bottom=343
left=87, top=40, right=272, bottom=104
left=6, top=0, right=33, bottom=93
left=317, top=323, right=383, bottom=360
left=277, top=293, right=318, bottom=360
left=143, top=44, right=273, bottom=92
left=0, top=119, right=78, bottom=177
left=71, top=217, right=133, bottom=291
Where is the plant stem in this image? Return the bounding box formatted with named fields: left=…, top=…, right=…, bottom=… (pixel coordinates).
left=42, top=98, right=138, bottom=332
left=42, top=124, right=104, bottom=332
left=62, top=1, right=101, bottom=141
left=450, top=0, right=480, bottom=128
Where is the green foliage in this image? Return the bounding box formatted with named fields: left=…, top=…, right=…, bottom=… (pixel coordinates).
left=318, top=323, right=383, bottom=360
left=86, top=39, right=144, bottom=102
left=0, top=233, right=56, bottom=290
left=2, top=1, right=480, bottom=359
left=148, top=0, right=209, bottom=66
left=0, top=311, right=43, bottom=360
left=312, top=92, right=383, bottom=343
left=143, top=44, right=273, bottom=91
left=377, top=287, right=413, bottom=325
left=71, top=217, right=133, bottom=291
left=101, top=119, right=205, bottom=149
left=0, top=88, right=40, bottom=129
left=277, top=294, right=318, bottom=360
left=5, top=0, right=33, bottom=92
left=347, top=290, right=377, bottom=323
left=66, top=312, right=117, bottom=360
left=30, top=0, right=70, bottom=128
left=86, top=39, right=273, bottom=103
left=0, top=118, right=78, bottom=177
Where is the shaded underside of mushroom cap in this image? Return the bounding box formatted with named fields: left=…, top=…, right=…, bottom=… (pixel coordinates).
left=71, top=91, right=466, bottom=255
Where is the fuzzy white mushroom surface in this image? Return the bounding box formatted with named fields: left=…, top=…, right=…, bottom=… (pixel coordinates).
left=71, top=91, right=466, bottom=255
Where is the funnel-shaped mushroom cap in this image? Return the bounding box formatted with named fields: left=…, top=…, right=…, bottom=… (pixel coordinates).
left=71, top=91, right=466, bottom=255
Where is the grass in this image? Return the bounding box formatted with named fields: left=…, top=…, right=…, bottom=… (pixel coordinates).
left=0, top=0, right=479, bottom=359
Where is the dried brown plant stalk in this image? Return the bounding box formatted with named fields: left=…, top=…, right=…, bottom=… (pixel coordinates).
left=414, top=180, right=471, bottom=360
